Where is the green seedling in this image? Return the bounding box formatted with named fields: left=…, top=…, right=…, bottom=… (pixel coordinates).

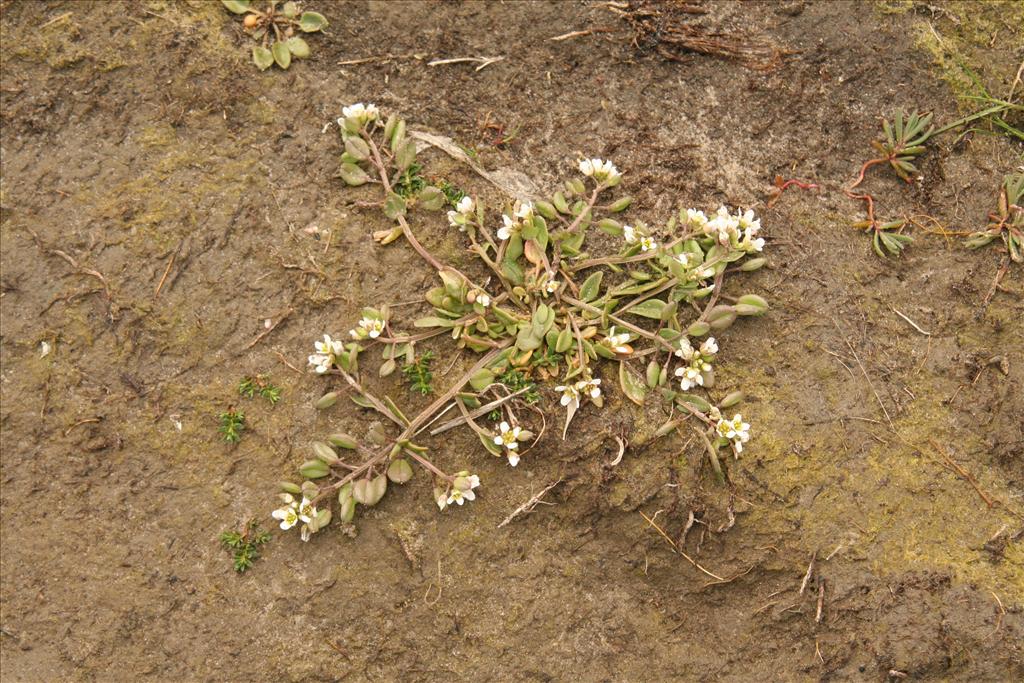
left=966, top=173, right=1023, bottom=263
left=402, top=350, right=435, bottom=395
left=219, top=408, right=246, bottom=443
left=222, top=0, right=327, bottom=71
left=220, top=520, right=271, bottom=572
left=239, top=374, right=282, bottom=404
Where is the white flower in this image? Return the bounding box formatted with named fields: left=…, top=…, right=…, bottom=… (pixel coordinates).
left=543, top=279, right=559, bottom=296
left=741, top=226, right=765, bottom=252
left=675, top=337, right=695, bottom=361
left=314, top=334, right=343, bottom=356
left=475, top=292, right=491, bottom=307
left=736, top=209, right=760, bottom=233
left=308, top=353, right=332, bottom=374
left=686, top=208, right=708, bottom=229
left=639, top=236, right=657, bottom=252
left=340, top=102, right=379, bottom=125
left=575, top=377, right=602, bottom=399
left=700, top=337, right=719, bottom=356
left=604, top=327, right=632, bottom=354
left=446, top=210, right=461, bottom=227
left=448, top=472, right=481, bottom=504
left=456, top=196, right=474, bottom=214
left=297, top=497, right=317, bottom=524
left=436, top=494, right=448, bottom=511
left=507, top=451, right=520, bottom=467
left=717, top=414, right=751, bottom=453
left=300, top=525, right=312, bottom=542
left=579, top=157, right=620, bottom=183
left=497, top=214, right=515, bottom=240
left=675, top=365, right=704, bottom=391
left=272, top=503, right=299, bottom=530
left=675, top=252, right=694, bottom=268
left=514, top=200, right=534, bottom=221
left=494, top=421, right=522, bottom=450
left=623, top=224, right=638, bottom=244
left=350, top=317, right=385, bottom=340
left=556, top=383, right=580, bottom=409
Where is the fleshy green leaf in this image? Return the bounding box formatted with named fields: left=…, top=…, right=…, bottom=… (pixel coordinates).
left=286, top=37, right=310, bottom=59
left=384, top=192, right=407, bottom=220
left=221, top=0, right=252, bottom=14
left=340, top=162, right=370, bottom=186
left=271, top=41, right=291, bottom=69
left=252, top=45, right=273, bottom=71
left=619, top=361, right=647, bottom=405
left=298, top=11, right=328, bottom=32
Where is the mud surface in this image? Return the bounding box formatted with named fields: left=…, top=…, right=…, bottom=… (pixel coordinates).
left=1, top=1, right=1022, bottom=681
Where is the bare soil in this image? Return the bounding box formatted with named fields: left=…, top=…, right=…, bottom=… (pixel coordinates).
left=1, top=1, right=1022, bottom=681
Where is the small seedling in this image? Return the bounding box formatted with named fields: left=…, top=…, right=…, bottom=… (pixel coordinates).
left=852, top=110, right=933, bottom=187
left=394, top=163, right=426, bottom=199
left=220, top=520, right=271, bottom=572
left=239, top=374, right=282, bottom=404
left=219, top=408, right=246, bottom=443
left=402, top=351, right=435, bottom=395
left=966, top=173, right=1023, bottom=262
left=438, top=180, right=467, bottom=207
left=222, top=0, right=327, bottom=71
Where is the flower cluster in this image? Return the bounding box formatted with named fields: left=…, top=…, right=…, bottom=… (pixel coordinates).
left=674, top=336, right=718, bottom=390
left=272, top=493, right=320, bottom=542
left=623, top=222, right=658, bottom=252
left=555, top=377, right=601, bottom=411
left=349, top=312, right=386, bottom=341
left=579, top=157, right=622, bottom=185
left=308, top=334, right=343, bottom=374
left=340, top=102, right=379, bottom=127
left=493, top=421, right=523, bottom=466
left=687, top=207, right=764, bottom=253
left=716, top=413, right=751, bottom=455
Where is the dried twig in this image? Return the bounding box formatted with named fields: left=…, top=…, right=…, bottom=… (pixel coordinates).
left=154, top=240, right=183, bottom=298
left=799, top=550, right=816, bottom=595
left=497, top=479, right=562, bottom=528
left=890, top=306, right=931, bottom=336
left=548, top=28, right=614, bottom=41
left=427, top=56, right=505, bottom=71
left=245, top=308, right=293, bottom=350
left=831, top=318, right=895, bottom=432
left=639, top=511, right=726, bottom=582
left=429, top=387, right=531, bottom=435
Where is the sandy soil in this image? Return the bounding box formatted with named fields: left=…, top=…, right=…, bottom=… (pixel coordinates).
left=1, top=0, right=1022, bottom=681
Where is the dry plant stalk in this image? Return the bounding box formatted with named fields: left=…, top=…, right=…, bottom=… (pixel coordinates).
left=609, top=0, right=790, bottom=71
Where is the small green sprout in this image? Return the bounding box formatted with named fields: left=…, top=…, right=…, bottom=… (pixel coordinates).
left=966, top=173, right=1023, bottom=263
left=239, top=374, right=282, bottom=404
left=402, top=350, right=435, bottom=395
left=219, top=408, right=246, bottom=443
left=438, top=180, right=467, bottom=207
left=851, top=110, right=934, bottom=188
left=222, top=0, right=327, bottom=71
left=220, top=520, right=271, bottom=572
left=394, top=162, right=426, bottom=199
